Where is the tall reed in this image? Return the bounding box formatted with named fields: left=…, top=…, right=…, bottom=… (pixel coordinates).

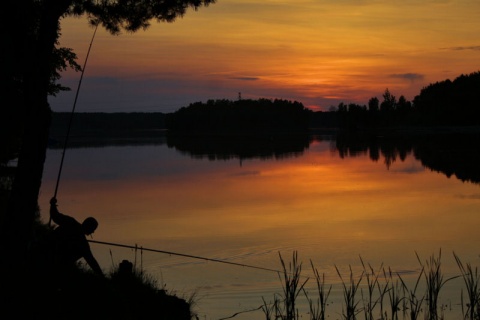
left=303, top=259, right=332, bottom=320
left=397, top=266, right=425, bottom=320
left=260, top=250, right=479, bottom=320
left=416, top=249, right=458, bottom=320
left=261, top=296, right=280, bottom=320
left=278, top=251, right=309, bottom=320
left=335, top=264, right=364, bottom=320
left=384, top=267, right=405, bottom=320
left=376, top=266, right=390, bottom=320
left=453, top=252, right=480, bottom=320
left=359, top=257, right=383, bottom=320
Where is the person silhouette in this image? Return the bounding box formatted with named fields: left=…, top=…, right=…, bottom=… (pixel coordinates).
left=49, top=197, right=104, bottom=278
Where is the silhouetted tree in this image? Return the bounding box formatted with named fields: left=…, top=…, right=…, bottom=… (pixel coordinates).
left=395, top=95, right=412, bottom=124
left=368, top=97, right=379, bottom=112
left=1, top=43, right=81, bottom=166
left=1, top=0, right=215, bottom=313
left=396, top=95, right=411, bottom=112
left=379, top=88, right=398, bottom=126
left=380, top=88, right=396, bottom=112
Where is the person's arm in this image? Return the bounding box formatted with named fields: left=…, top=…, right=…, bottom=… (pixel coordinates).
left=49, top=197, right=70, bottom=225
left=83, top=247, right=104, bottom=276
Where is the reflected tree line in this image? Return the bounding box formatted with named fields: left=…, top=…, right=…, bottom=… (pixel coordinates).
left=44, top=113, right=480, bottom=184
left=168, top=130, right=480, bottom=185
left=166, top=133, right=313, bottom=162
left=335, top=130, right=480, bottom=184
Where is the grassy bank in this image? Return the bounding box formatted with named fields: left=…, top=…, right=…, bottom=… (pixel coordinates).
left=0, top=211, right=194, bottom=320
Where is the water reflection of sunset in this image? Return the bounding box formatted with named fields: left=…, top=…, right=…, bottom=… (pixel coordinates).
left=41, top=142, right=479, bottom=252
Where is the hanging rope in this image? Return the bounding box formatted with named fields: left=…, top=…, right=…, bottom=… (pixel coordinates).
left=88, top=239, right=283, bottom=274
left=50, top=24, right=99, bottom=225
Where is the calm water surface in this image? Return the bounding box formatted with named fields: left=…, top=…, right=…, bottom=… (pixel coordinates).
left=39, top=134, right=480, bottom=320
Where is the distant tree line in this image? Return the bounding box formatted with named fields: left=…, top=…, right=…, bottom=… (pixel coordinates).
left=327, top=71, right=480, bottom=130
left=47, top=112, right=167, bottom=148
left=50, top=112, right=166, bottom=138
left=22, top=70, right=480, bottom=161
left=165, top=98, right=311, bottom=134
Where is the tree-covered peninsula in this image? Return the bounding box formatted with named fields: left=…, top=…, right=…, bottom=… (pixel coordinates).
left=165, top=98, right=311, bottom=134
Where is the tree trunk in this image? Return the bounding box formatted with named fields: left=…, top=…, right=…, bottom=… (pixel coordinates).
left=1, top=1, right=71, bottom=313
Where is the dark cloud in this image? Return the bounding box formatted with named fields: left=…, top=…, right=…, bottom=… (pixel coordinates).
left=230, top=170, right=261, bottom=177
left=442, top=45, right=480, bottom=51
left=389, top=73, right=425, bottom=81
left=391, top=165, right=425, bottom=174
left=229, top=76, right=260, bottom=81
left=455, top=193, right=480, bottom=200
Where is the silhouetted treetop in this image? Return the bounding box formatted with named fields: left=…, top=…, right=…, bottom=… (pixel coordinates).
left=68, top=0, right=216, bottom=34
left=413, top=71, right=480, bottom=125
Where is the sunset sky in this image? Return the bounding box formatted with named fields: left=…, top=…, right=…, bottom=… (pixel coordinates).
left=51, top=0, right=480, bottom=113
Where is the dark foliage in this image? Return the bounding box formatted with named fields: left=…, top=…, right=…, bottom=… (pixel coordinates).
left=331, top=71, right=480, bottom=129
left=413, top=71, right=480, bottom=125
left=165, top=98, right=311, bottom=134
left=309, top=111, right=339, bottom=128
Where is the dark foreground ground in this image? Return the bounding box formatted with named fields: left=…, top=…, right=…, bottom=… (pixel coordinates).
left=0, top=215, right=193, bottom=320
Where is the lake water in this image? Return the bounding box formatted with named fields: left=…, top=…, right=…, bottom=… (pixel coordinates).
left=39, top=132, right=480, bottom=320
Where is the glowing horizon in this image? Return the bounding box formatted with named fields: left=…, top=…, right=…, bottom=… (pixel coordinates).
left=51, top=0, right=480, bottom=113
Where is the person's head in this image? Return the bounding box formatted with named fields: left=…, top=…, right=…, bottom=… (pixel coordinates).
left=82, top=217, right=98, bottom=235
